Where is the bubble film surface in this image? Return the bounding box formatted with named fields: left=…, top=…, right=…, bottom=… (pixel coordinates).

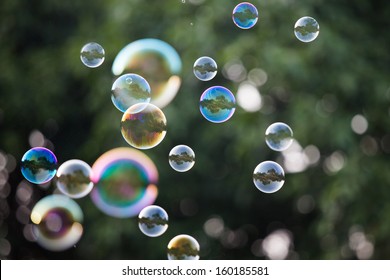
left=265, top=122, right=293, bottom=151
left=138, top=205, right=168, bottom=237
left=167, top=234, right=200, bottom=260
left=193, top=56, right=217, bottom=81
left=80, top=42, right=105, bottom=68
left=200, top=86, right=236, bottom=123
left=294, top=16, right=320, bottom=43
left=169, top=145, right=195, bottom=172
left=21, top=147, right=57, bottom=184
left=232, top=2, right=259, bottom=29
left=253, top=161, right=285, bottom=193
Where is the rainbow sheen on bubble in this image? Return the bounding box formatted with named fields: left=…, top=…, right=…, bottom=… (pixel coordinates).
left=200, top=86, right=236, bottom=123
left=253, top=161, right=285, bottom=193
left=169, top=145, right=195, bottom=172
left=112, top=38, right=182, bottom=108
left=30, top=194, right=83, bottom=251
left=80, top=42, right=105, bottom=68
left=90, top=147, right=158, bottom=218
left=167, top=234, right=200, bottom=260
left=265, top=122, right=293, bottom=151
left=21, top=147, right=57, bottom=184
left=138, top=205, right=168, bottom=237
left=294, top=16, right=320, bottom=43
left=193, top=56, right=217, bottom=81
left=232, top=2, right=259, bottom=29
left=56, top=159, right=93, bottom=199
left=121, top=103, right=167, bottom=149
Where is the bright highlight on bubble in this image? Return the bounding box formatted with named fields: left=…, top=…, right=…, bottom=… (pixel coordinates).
left=30, top=194, right=83, bottom=251
left=294, top=16, right=320, bottom=43
left=21, top=147, right=57, bottom=184
left=253, top=161, right=285, bottom=193
left=169, top=145, right=195, bottom=172
left=138, top=205, right=168, bottom=237
left=80, top=42, right=105, bottom=68
left=232, top=2, right=259, bottom=29
left=200, top=86, right=236, bottom=123
left=56, top=159, right=93, bottom=199
left=265, top=122, right=294, bottom=151
left=167, top=234, right=200, bottom=260
left=193, top=56, right=217, bottom=81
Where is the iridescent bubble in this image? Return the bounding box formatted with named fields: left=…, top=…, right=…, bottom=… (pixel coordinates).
left=112, top=38, right=182, bottom=108
left=232, top=2, right=259, bottom=29
left=294, top=16, right=320, bottom=43
left=121, top=103, right=167, bottom=149
left=111, top=74, right=152, bottom=112
left=30, top=194, right=83, bottom=251
left=200, top=86, right=236, bottom=123
left=80, top=42, right=105, bottom=68
left=167, top=234, right=200, bottom=260
left=90, top=147, right=158, bottom=218
left=169, top=145, right=195, bottom=172
left=21, top=147, right=57, bottom=184
left=253, top=161, right=285, bottom=193
left=193, top=56, right=217, bottom=81
left=56, top=159, right=93, bottom=199
left=138, top=205, right=168, bottom=237
left=265, top=122, right=293, bottom=151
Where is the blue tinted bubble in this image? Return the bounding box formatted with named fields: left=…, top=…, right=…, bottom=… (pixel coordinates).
left=138, top=205, right=168, bottom=237
left=80, top=42, right=105, bottom=68
left=193, top=56, right=217, bottom=81
left=294, top=16, right=320, bottom=43
left=253, top=161, right=285, bottom=193
left=232, top=2, right=258, bottom=29
left=21, top=147, right=57, bottom=184
left=265, top=122, right=293, bottom=151
left=167, top=234, right=200, bottom=260
left=200, top=86, right=236, bottom=123
left=169, top=145, right=195, bottom=172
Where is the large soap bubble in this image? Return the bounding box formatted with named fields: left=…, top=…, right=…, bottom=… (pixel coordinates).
left=21, top=147, right=57, bottom=184
left=253, top=161, right=285, bottom=193
left=167, top=234, right=200, bottom=260
left=138, top=205, right=168, bottom=237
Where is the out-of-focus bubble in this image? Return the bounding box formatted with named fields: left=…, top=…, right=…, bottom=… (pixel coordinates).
left=111, top=73, right=152, bottom=112
left=169, top=145, right=195, bottom=172
left=265, top=122, right=293, bottom=151
left=203, top=216, right=224, bottom=238
left=30, top=194, right=83, bottom=251
left=351, top=114, right=368, bottom=135
left=112, top=39, right=182, bottom=108
left=253, top=161, right=285, bottom=193
left=0, top=238, right=11, bottom=256
left=193, top=56, right=217, bottom=81
left=0, top=151, right=6, bottom=171
left=323, top=151, right=345, bottom=174
left=121, top=103, right=167, bottom=149
left=200, top=86, right=236, bottom=123
left=248, top=68, right=268, bottom=87
left=232, top=2, right=258, bottom=29
left=56, top=160, right=93, bottom=199
left=21, top=147, right=57, bottom=184
left=262, top=229, right=292, bottom=259
left=222, top=59, right=247, bottom=82
left=16, top=181, right=33, bottom=205
left=236, top=82, right=262, bottom=112
left=80, top=42, right=105, bottom=68
left=138, top=205, right=168, bottom=237
left=167, top=234, right=200, bottom=260
left=29, top=130, right=45, bottom=147
left=294, top=16, right=319, bottom=43
left=90, top=147, right=158, bottom=218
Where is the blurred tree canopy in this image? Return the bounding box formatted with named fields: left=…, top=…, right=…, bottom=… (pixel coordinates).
left=0, top=0, right=389, bottom=259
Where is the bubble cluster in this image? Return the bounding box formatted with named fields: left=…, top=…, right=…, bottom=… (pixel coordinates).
left=200, top=86, right=236, bottom=123
left=232, top=2, right=259, bottom=29
left=21, top=147, right=57, bottom=184
left=80, top=42, right=105, bottom=68
left=169, top=145, right=195, bottom=172
left=167, top=234, right=200, bottom=260
left=265, top=122, right=293, bottom=151
left=294, top=16, right=320, bottom=43
left=253, top=161, right=285, bottom=193
left=138, top=205, right=168, bottom=237
left=193, top=56, right=217, bottom=81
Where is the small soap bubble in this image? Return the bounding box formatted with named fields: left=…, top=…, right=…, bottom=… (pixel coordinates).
left=253, top=161, right=285, bottom=193
left=167, top=234, right=200, bottom=260
left=21, top=147, right=57, bottom=184
left=265, top=122, right=293, bottom=151
left=138, top=205, right=168, bottom=237
left=200, top=86, right=236, bottom=123
left=80, top=42, right=105, bottom=68
left=169, top=145, right=195, bottom=172
left=294, top=16, right=320, bottom=43
left=193, top=56, right=217, bottom=81
left=232, top=2, right=258, bottom=29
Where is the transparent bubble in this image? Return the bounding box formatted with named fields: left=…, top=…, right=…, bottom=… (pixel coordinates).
left=138, top=205, right=168, bottom=237
left=80, top=42, right=105, bottom=68
left=56, top=159, right=93, bottom=199
left=21, top=147, right=57, bottom=184
left=30, top=194, right=83, bottom=251
left=265, top=122, right=293, bottom=151
left=294, top=16, right=320, bottom=43
left=169, top=145, right=195, bottom=172
left=232, top=2, right=259, bottom=29
left=121, top=103, right=167, bottom=149
left=167, top=234, right=200, bottom=260
left=200, top=86, right=236, bottom=123
left=193, top=56, right=217, bottom=81
left=253, top=161, right=285, bottom=193
left=90, top=148, right=158, bottom=218
left=111, top=74, right=152, bottom=112
left=112, top=39, right=182, bottom=108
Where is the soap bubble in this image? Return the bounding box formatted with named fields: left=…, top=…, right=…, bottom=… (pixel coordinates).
left=90, top=147, right=158, bottom=218
left=232, top=2, right=258, bottom=29
left=30, top=194, right=83, bottom=251
left=56, top=159, right=93, bottom=199
left=193, top=56, right=217, bottom=81
left=167, top=234, right=200, bottom=260
left=138, top=205, right=168, bottom=237
left=112, top=38, right=182, bottom=108
left=80, top=42, right=105, bottom=68
left=294, top=16, right=320, bottom=43
left=265, top=122, right=293, bottom=151
left=21, top=147, right=57, bottom=184
left=169, top=145, right=195, bottom=172
left=200, top=86, right=236, bottom=123
left=121, top=103, right=167, bottom=149
left=111, top=74, right=152, bottom=112
left=253, top=161, right=285, bottom=193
